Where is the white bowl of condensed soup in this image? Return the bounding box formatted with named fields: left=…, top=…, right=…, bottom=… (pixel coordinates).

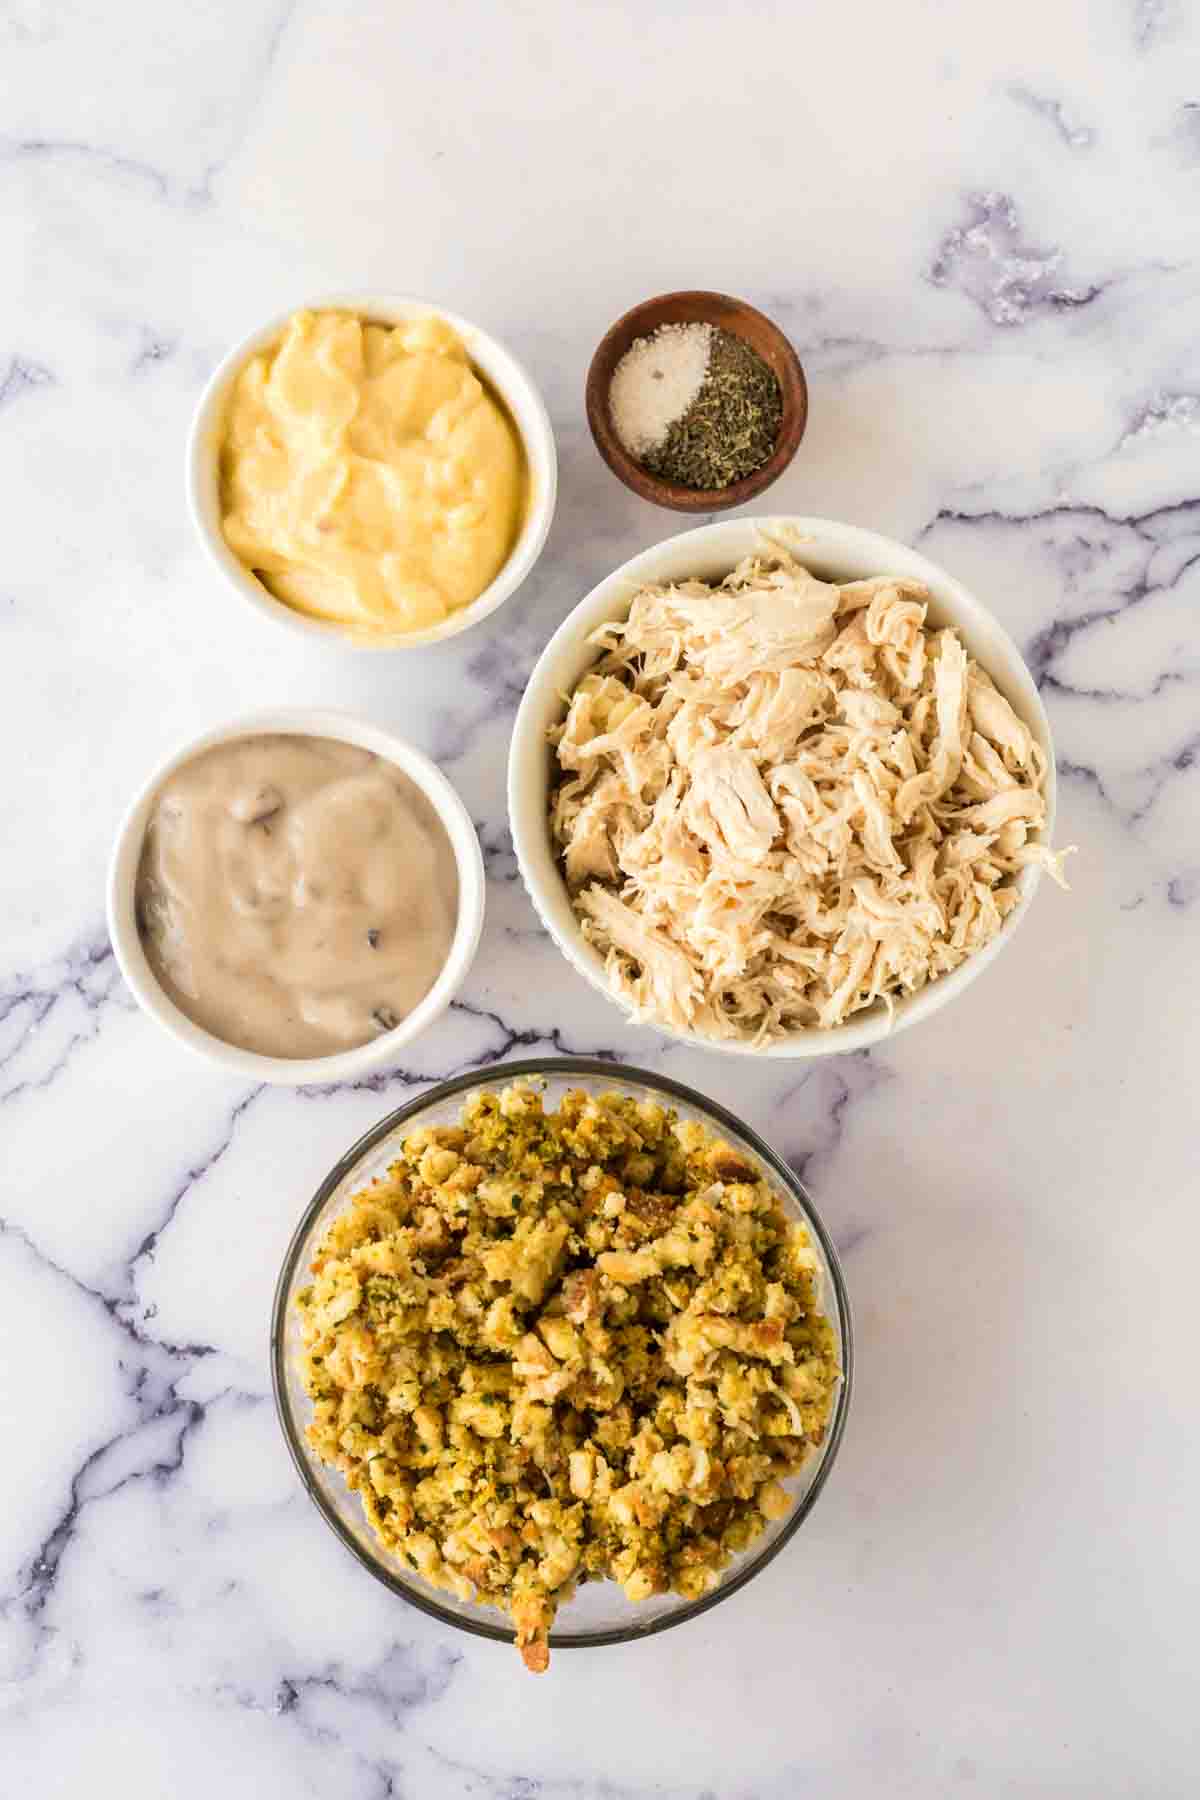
left=107, top=709, right=485, bottom=1085
left=188, top=295, right=557, bottom=648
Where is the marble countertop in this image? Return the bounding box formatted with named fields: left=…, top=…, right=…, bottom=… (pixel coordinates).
left=3, top=2, right=1198, bottom=1793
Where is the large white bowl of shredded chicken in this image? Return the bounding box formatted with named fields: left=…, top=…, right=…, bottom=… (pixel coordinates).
left=508, top=517, right=1069, bottom=1056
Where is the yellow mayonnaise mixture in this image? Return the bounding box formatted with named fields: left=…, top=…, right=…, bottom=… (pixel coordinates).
left=221, top=310, right=525, bottom=637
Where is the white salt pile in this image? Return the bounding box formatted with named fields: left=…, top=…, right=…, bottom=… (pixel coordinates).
left=608, top=322, right=713, bottom=458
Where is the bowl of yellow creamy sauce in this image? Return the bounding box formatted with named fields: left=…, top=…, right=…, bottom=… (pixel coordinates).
left=107, top=709, right=485, bottom=1085
left=188, top=297, right=557, bottom=647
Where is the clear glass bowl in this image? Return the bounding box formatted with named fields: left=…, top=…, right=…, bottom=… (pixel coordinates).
left=270, top=1058, right=853, bottom=1652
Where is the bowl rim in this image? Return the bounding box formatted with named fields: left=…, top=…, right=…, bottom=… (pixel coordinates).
left=269, top=1055, right=853, bottom=1651
left=186, top=291, right=558, bottom=650
left=585, top=289, right=808, bottom=514
left=106, top=705, right=486, bottom=1086
left=507, top=513, right=1057, bottom=1059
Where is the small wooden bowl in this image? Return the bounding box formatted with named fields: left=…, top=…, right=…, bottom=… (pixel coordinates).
left=586, top=290, right=807, bottom=514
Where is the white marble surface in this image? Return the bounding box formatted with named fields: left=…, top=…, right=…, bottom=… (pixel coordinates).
left=2, top=1, right=1199, bottom=1793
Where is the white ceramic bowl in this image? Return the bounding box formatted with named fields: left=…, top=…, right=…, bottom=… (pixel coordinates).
left=108, top=708, right=485, bottom=1085
left=187, top=294, right=557, bottom=649
left=508, top=516, right=1057, bottom=1060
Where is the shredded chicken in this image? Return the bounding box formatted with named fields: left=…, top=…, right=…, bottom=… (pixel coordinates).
left=549, top=548, right=1070, bottom=1042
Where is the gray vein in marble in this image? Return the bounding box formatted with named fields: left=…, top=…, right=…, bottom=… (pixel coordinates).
left=217, top=1641, right=461, bottom=1800
left=0, top=1216, right=220, bottom=1685
left=130, top=330, right=178, bottom=376
left=833, top=1220, right=872, bottom=1257
left=1006, top=85, right=1095, bottom=148
left=498, top=922, right=550, bottom=945
left=1118, top=392, right=1200, bottom=447
left=921, top=499, right=1200, bottom=832
left=0, top=355, right=54, bottom=411
left=0, top=932, right=262, bottom=1346
left=1159, top=102, right=1200, bottom=165
left=1059, top=730, right=1199, bottom=828
left=187, top=0, right=299, bottom=205
left=928, top=192, right=1103, bottom=326
left=236, top=1640, right=460, bottom=1731
left=799, top=332, right=966, bottom=376
left=0, top=932, right=126, bottom=1106
left=17, top=1384, right=204, bottom=1620
left=778, top=1052, right=890, bottom=1197
left=0, top=0, right=297, bottom=207
left=0, top=1209, right=217, bottom=1365
left=447, top=999, right=625, bottom=1068
left=115, top=1086, right=265, bottom=1339
left=430, top=615, right=557, bottom=766
left=296, top=997, right=627, bottom=1101
left=1041, top=667, right=1195, bottom=706
left=1166, top=871, right=1200, bottom=907
left=0, top=134, right=180, bottom=203
left=428, top=1744, right=752, bottom=1800
left=921, top=497, right=1200, bottom=681
left=476, top=819, right=519, bottom=885
left=1134, top=0, right=1180, bottom=49
left=132, top=1087, right=262, bottom=1270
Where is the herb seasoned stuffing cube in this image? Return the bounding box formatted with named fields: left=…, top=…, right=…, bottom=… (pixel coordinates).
left=294, top=1082, right=839, bottom=1672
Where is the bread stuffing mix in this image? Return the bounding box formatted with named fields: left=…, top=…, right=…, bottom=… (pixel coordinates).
left=294, top=1081, right=839, bottom=1671
left=550, top=545, right=1070, bottom=1043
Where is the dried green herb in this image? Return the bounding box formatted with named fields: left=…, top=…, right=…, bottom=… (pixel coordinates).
left=642, top=328, right=782, bottom=491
